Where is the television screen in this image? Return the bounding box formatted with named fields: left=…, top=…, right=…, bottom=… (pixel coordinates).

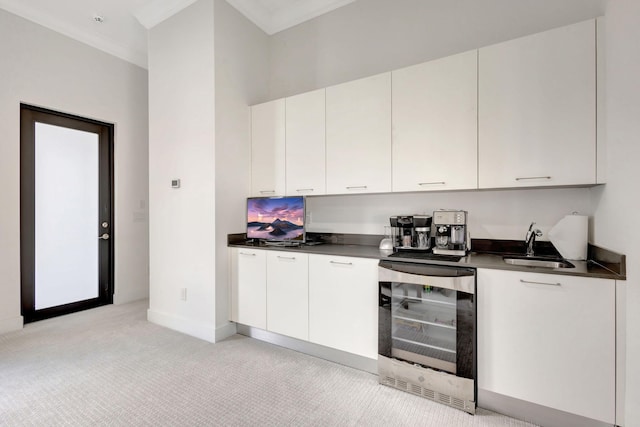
left=247, top=196, right=305, bottom=242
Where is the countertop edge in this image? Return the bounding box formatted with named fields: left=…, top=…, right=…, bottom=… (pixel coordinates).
left=227, top=235, right=625, bottom=281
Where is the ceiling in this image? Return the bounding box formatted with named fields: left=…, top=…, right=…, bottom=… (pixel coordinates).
left=0, top=0, right=355, bottom=69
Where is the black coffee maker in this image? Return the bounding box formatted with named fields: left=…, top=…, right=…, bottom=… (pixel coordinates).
left=389, top=215, right=432, bottom=251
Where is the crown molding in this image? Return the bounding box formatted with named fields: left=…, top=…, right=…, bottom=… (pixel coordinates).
left=225, top=0, right=356, bottom=35
left=0, top=0, right=147, bottom=68
left=133, top=0, right=199, bottom=29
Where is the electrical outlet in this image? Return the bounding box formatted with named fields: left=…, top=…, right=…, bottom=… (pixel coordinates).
left=180, top=288, right=187, bottom=301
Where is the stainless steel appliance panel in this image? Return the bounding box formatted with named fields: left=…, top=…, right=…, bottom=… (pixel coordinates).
left=378, top=260, right=476, bottom=414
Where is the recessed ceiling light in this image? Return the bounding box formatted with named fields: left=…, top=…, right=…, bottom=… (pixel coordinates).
left=93, top=15, right=105, bottom=24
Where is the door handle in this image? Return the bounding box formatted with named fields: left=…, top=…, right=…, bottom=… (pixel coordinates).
left=520, top=279, right=561, bottom=287
left=418, top=181, right=446, bottom=186
left=98, top=233, right=110, bottom=240
left=515, top=176, right=552, bottom=181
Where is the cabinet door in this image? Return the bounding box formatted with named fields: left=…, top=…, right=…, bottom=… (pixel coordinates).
left=230, top=248, right=267, bottom=329
left=326, top=73, right=392, bottom=194
left=392, top=50, right=478, bottom=192
left=251, top=99, right=285, bottom=196
left=477, top=268, right=615, bottom=423
left=478, top=19, right=596, bottom=189
left=308, top=255, right=378, bottom=359
left=286, top=89, right=326, bottom=196
left=266, top=251, right=309, bottom=340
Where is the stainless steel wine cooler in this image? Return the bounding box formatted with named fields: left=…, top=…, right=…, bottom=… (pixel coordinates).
left=378, top=259, right=476, bottom=414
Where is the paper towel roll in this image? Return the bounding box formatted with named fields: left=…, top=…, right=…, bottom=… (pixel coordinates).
left=548, top=214, right=588, bottom=260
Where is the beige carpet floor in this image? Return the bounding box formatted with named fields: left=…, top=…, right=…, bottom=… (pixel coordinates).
left=0, top=300, right=538, bottom=426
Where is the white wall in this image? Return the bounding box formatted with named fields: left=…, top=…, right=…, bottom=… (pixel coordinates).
left=0, top=9, right=149, bottom=333
left=213, top=0, right=269, bottom=332
left=147, top=0, right=217, bottom=342
left=593, top=1, right=640, bottom=425
left=147, top=0, right=269, bottom=342
left=307, top=188, right=594, bottom=241
left=268, top=0, right=605, bottom=100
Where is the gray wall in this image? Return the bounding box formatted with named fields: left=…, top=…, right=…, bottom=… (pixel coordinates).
left=0, top=9, right=149, bottom=332
left=268, top=0, right=605, bottom=100
left=146, top=0, right=270, bottom=341
left=147, top=0, right=217, bottom=341
left=593, top=1, right=640, bottom=424
left=214, top=0, right=269, bottom=330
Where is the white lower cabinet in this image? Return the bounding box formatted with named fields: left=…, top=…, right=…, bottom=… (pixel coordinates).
left=308, top=254, right=378, bottom=359
left=230, top=248, right=267, bottom=330
left=477, top=268, right=615, bottom=424
left=266, top=251, right=309, bottom=341
left=230, top=249, right=378, bottom=360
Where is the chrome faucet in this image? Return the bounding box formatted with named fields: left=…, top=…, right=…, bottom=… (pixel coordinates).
left=525, top=222, right=543, bottom=257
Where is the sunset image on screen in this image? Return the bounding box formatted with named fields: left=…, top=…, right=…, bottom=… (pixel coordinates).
left=247, top=197, right=304, bottom=240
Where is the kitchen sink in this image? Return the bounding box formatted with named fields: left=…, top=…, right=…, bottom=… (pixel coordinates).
left=503, top=256, right=575, bottom=269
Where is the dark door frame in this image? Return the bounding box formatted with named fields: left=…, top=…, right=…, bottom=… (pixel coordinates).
left=20, top=104, right=114, bottom=323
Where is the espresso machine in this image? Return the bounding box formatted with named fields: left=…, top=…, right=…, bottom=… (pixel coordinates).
left=432, top=210, right=468, bottom=256
left=389, top=215, right=432, bottom=251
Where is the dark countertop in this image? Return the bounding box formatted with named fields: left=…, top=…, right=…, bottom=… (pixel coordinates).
left=228, top=234, right=625, bottom=281
left=229, top=240, right=384, bottom=259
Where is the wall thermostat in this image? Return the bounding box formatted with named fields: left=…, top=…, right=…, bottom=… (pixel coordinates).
left=171, top=179, right=181, bottom=188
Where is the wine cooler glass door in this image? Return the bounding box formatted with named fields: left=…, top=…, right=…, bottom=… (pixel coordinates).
left=391, top=282, right=458, bottom=373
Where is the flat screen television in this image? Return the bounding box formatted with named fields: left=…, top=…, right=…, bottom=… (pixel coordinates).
left=246, top=196, right=305, bottom=244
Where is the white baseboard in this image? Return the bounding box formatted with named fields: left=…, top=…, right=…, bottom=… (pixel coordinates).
left=478, top=389, right=613, bottom=427
left=0, top=315, right=23, bottom=334
left=215, top=321, right=237, bottom=342
left=147, top=308, right=216, bottom=343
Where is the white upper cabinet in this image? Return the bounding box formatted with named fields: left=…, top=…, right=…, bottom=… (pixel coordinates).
left=326, top=73, right=392, bottom=194
left=285, top=89, right=326, bottom=196
left=392, top=50, right=478, bottom=192
left=478, top=19, right=597, bottom=189
left=251, top=99, right=285, bottom=197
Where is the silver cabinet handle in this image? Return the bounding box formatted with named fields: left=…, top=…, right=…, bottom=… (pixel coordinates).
left=259, top=190, right=276, bottom=194
left=418, top=181, right=445, bottom=186
left=296, top=188, right=314, bottom=192
left=346, top=186, right=367, bottom=190
left=239, top=252, right=256, bottom=256
left=515, top=176, right=551, bottom=181
left=330, top=260, right=353, bottom=266
left=520, top=279, right=561, bottom=287
left=277, top=256, right=296, bottom=260
left=98, top=233, right=110, bottom=240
